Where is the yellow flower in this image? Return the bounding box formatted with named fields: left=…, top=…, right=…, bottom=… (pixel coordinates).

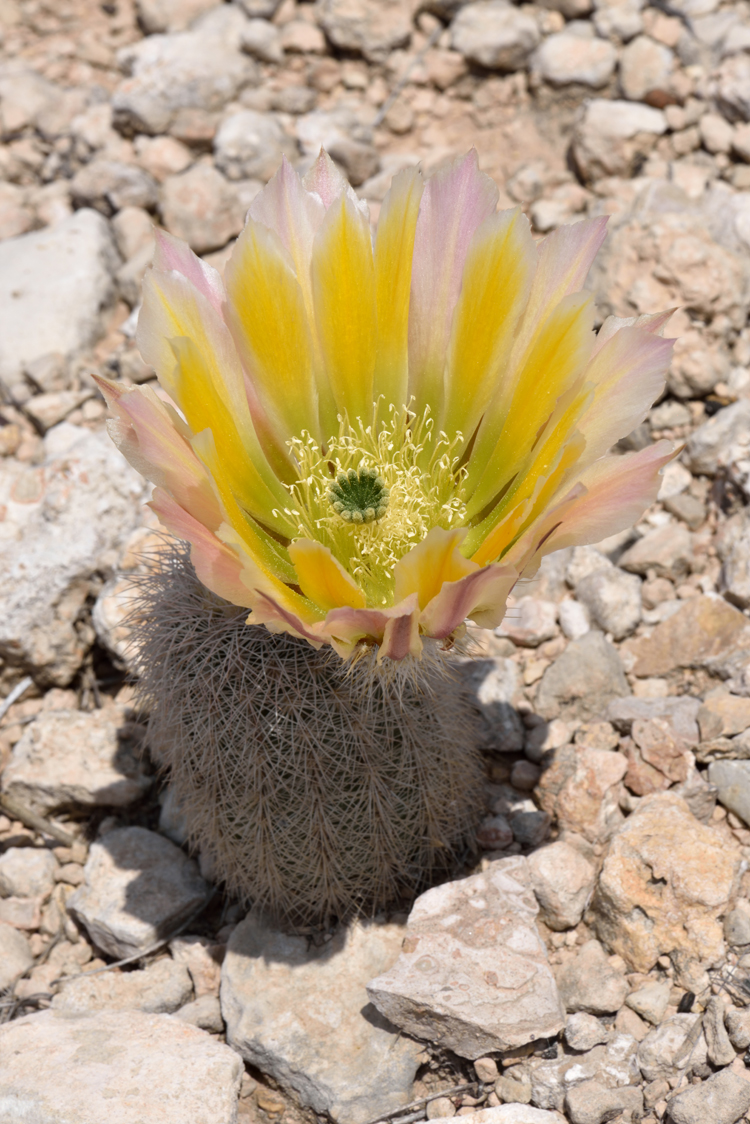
left=98, top=150, right=675, bottom=662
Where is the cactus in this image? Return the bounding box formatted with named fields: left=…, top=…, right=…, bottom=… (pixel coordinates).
left=130, top=544, right=484, bottom=929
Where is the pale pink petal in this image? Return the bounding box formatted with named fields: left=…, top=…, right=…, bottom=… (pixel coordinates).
left=420, top=563, right=517, bottom=637
left=248, top=155, right=325, bottom=299
left=150, top=488, right=255, bottom=608
left=593, top=308, right=675, bottom=353
left=393, top=526, right=477, bottom=609
left=152, top=229, right=225, bottom=313
left=408, top=149, right=499, bottom=413
left=380, top=609, right=422, bottom=661
left=302, top=149, right=367, bottom=215
left=248, top=590, right=327, bottom=646
left=323, top=595, right=421, bottom=659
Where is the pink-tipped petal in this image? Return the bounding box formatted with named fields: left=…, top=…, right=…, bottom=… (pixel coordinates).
left=323, top=595, right=421, bottom=658
left=408, top=149, right=499, bottom=415
left=152, top=229, right=225, bottom=313
left=247, top=590, right=327, bottom=646
left=594, top=308, right=675, bottom=353
left=420, top=563, right=517, bottom=637
left=302, top=149, right=367, bottom=215
left=150, top=488, right=255, bottom=608
left=379, top=609, right=422, bottom=662
left=393, top=526, right=477, bottom=609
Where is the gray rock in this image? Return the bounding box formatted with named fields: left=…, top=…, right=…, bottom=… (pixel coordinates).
left=240, top=17, right=284, bottom=62
left=531, top=1034, right=640, bottom=1113
left=556, top=940, right=629, bottom=1015
left=535, top=632, right=630, bottom=722
left=0, top=62, right=61, bottom=139
left=607, top=696, right=702, bottom=745
left=708, top=760, right=750, bottom=825
left=464, top=659, right=525, bottom=751
left=0, top=922, right=33, bottom=989
left=703, top=996, right=736, bottom=1067
left=565, top=1081, right=643, bottom=1124
left=724, top=900, right=750, bottom=946
left=496, top=597, right=557, bottom=648
left=223, top=914, right=422, bottom=1124
left=367, top=858, right=565, bottom=1060
left=113, top=7, right=258, bottom=135
left=558, top=600, right=590, bottom=640
left=726, top=1006, right=750, bottom=1050
left=52, top=957, right=193, bottom=1014
left=565, top=546, right=611, bottom=587
left=315, top=0, right=412, bottom=62
left=136, top=0, right=222, bottom=33
left=0, top=847, right=57, bottom=898
left=717, top=53, right=750, bottom=123
left=455, top=1109, right=565, bottom=1124
left=574, top=567, right=642, bottom=640
left=213, top=109, right=295, bottom=181
left=67, top=827, right=208, bottom=959
left=527, top=842, right=596, bottom=931
left=2, top=707, right=151, bottom=813
left=618, top=524, right=693, bottom=580
left=619, top=35, right=673, bottom=101
left=687, top=400, right=750, bottom=476
left=626, top=981, right=670, bottom=1026
left=535, top=31, right=617, bottom=88
left=572, top=98, right=667, bottom=181
left=451, top=0, right=540, bottom=71
left=0, top=210, right=119, bottom=392
left=175, top=992, right=224, bottom=1032
left=170, top=934, right=224, bottom=996
left=668, top=1068, right=750, bottom=1124
left=637, top=1013, right=708, bottom=1081
left=159, top=163, right=259, bottom=254
left=0, top=425, right=147, bottom=686
left=0, top=1009, right=242, bottom=1123
left=719, top=513, right=750, bottom=610
left=70, top=159, right=158, bottom=216
left=295, top=108, right=379, bottom=186
left=235, top=0, right=283, bottom=16
left=564, top=1013, right=609, bottom=1052
left=488, top=786, right=551, bottom=847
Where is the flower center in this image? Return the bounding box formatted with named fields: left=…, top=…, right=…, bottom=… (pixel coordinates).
left=328, top=466, right=390, bottom=524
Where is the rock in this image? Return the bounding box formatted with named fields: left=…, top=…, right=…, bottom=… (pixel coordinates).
left=494, top=1073, right=533, bottom=1104
left=175, top=992, right=224, bottom=1032
left=574, top=567, right=642, bottom=640
left=477, top=813, right=514, bottom=850
left=592, top=792, right=741, bottom=972
left=688, top=401, right=750, bottom=475
left=367, top=858, right=565, bottom=1060
left=727, top=1006, right=750, bottom=1050
left=558, top=600, right=590, bottom=640
left=527, top=842, right=596, bottom=931
left=724, top=900, right=750, bottom=946
left=626, top=980, right=670, bottom=1025
left=213, top=109, right=295, bottom=181
left=52, top=957, right=193, bottom=1014
left=170, top=934, right=224, bottom=996
left=699, top=696, right=750, bottom=739
left=0, top=847, right=57, bottom=898
left=113, top=8, right=258, bottom=136
left=0, top=210, right=119, bottom=392
left=565, top=1081, right=643, bottom=1124
left=0, top=897, right=42, bottom=930
left=716, top=53, right=750, bottom=123
left=619, top=35, right=673, bottom=101
left=240, top=17, right=285, bottom=62
left=535, top=631, right=630, bottom=723
left=564, top=1013, right=609, bottom=1052
left=488, top=786, right=551, bottom=847
left=530, top=1034, right=639, bottom=1113
left=0, top=425, right=147, bottom=686
left=565, top=546, right=610, bottom=587
left=24, top=389, right=94, bottom=433
left=637, top=1013, right=708, bottom=1081
left=623, top=717, right=692, bottom=795
left=475, top=1057, right=500, bottom=1083
left=668, top=1068, right=750, bottom=1124
left=572, top=99, right=667, bottom=181
left=296, top=108, right=379, bottom=185
left=315, top=0, right=411, bottom=62
left=465, top=659, right=525, bottom=751
left=556, top=940, right=628, bottom=1015
left=70, top=159, right=158, bottom=216
left=67, top=827, right=208, bottom=959
left=457, top=1109, right=565, bottom=1124
left=536, top=743, right=627, bottom=843
left=663, top=493, right=706, bottom=531
left=136, top=0, right=222, bottom=33
left=535, top=31, right=617, bottom=89
left=159, top=163, right=256, bottom=254
left=718, top=511, right=750, bottom=609
left=657, top=460, right=692, bottom=498
left=618, top=524, right=693, bottom=580
left=92, top=575, right=141, bottom=670
left=0, top=922, right=33, bottom=989
left=703, top=996, right=736, bottom=1067
left=511, top=760, right=541, bottom=792
left=700, top=112, right=735, bottom=155
left=0, top=1008, right=242, bottom=1123
left=223, top=914, right=422, bottom=1124
left=236, top=0, right=283, bottom=16
left=2, top=708, right=151, bottom=812
left=623, top=596, right=750, bottom=679
left=496, top=597, right=557, bottom=648
left=0, top=62, right=61, bottom=138
left=707, top=760, right=750, bottom=825
left=607, top=696, right=701, bottom=745
left=451, top=0, right=541, bottom=71
left=427, top=1096, right=457, bottom=1118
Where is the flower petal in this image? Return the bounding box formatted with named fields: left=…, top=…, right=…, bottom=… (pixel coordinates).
left=393, top=526, right=478, bottom=610
left=303, top=148, right=365, bottom=213
left=408, top=150, right=499, bottom=418
left=420, top=562, right=517, bottom=636
left=380, top=609, right=422, bottom=661
left=224, top=219, right=320, bottom=445
left=311, top=191, right=377, bottom=433
left=373, top=166, right=424, bottom=422
left=288, top=538, right=366, bottom=611
left=152, top=229, right=225, bottom=314
left=322, top=595, right=421, bottom=660
left=247, top=590, right=327, bottom=646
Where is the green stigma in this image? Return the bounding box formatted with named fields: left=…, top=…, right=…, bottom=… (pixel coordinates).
left=328, top=465, right=390, bottom=524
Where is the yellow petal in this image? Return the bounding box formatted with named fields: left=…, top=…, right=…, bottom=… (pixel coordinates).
left=440, top=208, right=535, bottom=439
left=288, top=538, right=367, bottom=612
left=311, top=192, right=376, bottom=436
left=393, top=526, right=478, bottom=610
left=373, top=167, right=424, bottom=423
left=225, top=219, right=320, bottom=446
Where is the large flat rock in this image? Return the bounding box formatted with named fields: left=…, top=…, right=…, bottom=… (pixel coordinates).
left=0, top=209, right=119, bottom=390
left=222, top=914, right=422, bottom=1124
left=0, top=1008, right=242, bottom=1123
left=367, top=858, right=565, bottom=1059
left=622, top=595, right=750, bottom=679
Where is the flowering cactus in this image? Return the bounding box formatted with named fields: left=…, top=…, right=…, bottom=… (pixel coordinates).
left=99, top=150, right=674, bottom=663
